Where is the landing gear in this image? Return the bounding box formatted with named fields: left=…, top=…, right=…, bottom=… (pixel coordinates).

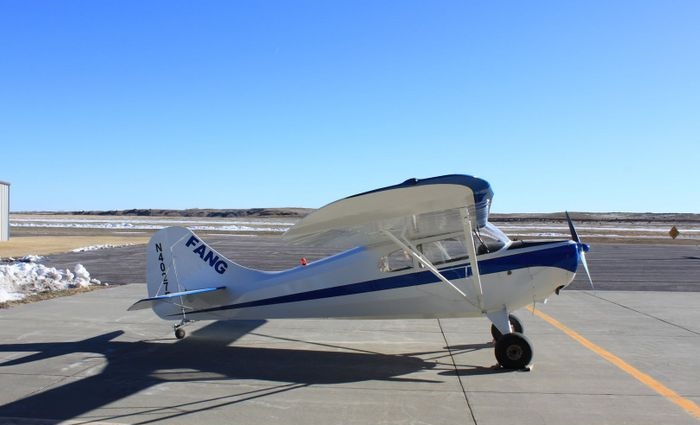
left=174, top=317, right=193, bottom=340
left=490, top=314, right=523, bottom=340
left=495, top=332, right=533, bottom=370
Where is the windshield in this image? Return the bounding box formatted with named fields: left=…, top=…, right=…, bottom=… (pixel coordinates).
left=475, top=222, right=510, bottom=253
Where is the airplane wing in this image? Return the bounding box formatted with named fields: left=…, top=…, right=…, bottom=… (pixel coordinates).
left=283, top=174, right=493, bottom=310
left=283, top=174, right=493, bottom=249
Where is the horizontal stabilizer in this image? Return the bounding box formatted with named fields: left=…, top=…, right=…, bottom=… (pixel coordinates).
left=127, top=286, right=227, bottom=311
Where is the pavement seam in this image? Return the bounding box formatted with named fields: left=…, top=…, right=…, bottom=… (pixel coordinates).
left=581, top=291, right=700, bottom=336
left=436, top=318, right=478, bottom=425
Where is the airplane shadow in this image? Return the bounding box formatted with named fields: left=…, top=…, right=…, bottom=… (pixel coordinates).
left=0, top=320, right=439, bottom=422
left=440, top=343, right=510, bottom=376
left=445, top=343, right=493, bottom=351
left=439, top=367, right=510, bottom=377
left=400, top=342, right=507, bottom=377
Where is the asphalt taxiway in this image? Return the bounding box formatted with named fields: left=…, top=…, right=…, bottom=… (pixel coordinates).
left=1, top=241, right=699, bottom=424
left=42, top=238, right=700, bottom=291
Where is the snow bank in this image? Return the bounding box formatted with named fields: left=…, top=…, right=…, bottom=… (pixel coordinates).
left=11, top=217, right=293, bottom=233
left=0, top=258, right=104, bottom=303
left=71, top=244, right=134, bottom=252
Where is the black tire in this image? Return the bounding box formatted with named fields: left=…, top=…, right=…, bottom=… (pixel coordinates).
left=494, top=332, right=533, bottom=369
left=175, top=328, right=186, bottom=339
left=490, top=314, right=524, bottom=340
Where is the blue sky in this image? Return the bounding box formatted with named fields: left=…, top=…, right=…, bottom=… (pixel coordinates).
left=1, top=1, right=698, bottom=213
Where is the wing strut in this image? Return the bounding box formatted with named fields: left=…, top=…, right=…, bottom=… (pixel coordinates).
left=460, top=207, right=484, bottom=310
left=381, top=230, right=480, bottom=310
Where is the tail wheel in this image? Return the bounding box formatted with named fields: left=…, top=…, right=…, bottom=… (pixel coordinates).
left=175, top=327, right=186, bottom=339
left=495, top=332, right=533, bottom=369
left=490, top=314, right=524, bottom=340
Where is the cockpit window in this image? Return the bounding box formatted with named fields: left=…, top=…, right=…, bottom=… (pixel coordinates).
left=420, top=238, right=468, bottom=265
left=378, top=249, right=413, bottom=272
left=378, top=223, right=510, bottom=273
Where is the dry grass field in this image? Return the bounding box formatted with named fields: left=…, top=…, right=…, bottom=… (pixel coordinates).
left=0, top=235, right=149, bottom=258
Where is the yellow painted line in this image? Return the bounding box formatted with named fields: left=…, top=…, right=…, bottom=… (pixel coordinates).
left=528, top=306, right=700, bottom=420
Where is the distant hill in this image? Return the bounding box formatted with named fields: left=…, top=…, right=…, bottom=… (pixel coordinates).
left=490, top=212, right=700, bottom=223
left=15, top=209, right=700, bottom=223
left=22, top=208, right=314, bottom=218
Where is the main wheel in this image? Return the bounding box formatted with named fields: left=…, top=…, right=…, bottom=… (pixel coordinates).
left=490, top=314, right=524, bottom=340
left=495, top=332, right=533, bottom=369
left=175, top=327, right=186, bottom=339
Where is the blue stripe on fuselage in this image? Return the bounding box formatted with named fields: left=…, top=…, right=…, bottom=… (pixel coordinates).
left=179, top=241, right=579, bottom=316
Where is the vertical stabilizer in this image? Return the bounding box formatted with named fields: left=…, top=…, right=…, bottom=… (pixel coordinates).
left=143, top=227, right=261, bottom=319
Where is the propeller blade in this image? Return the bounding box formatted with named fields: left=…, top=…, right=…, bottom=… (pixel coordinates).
left=565, top=211, right=580, bottom=243
left=580, top=251, right=594, bottom=289
left=566, top=211, right=594, bottom=289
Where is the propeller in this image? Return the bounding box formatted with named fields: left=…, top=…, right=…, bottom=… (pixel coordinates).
left=565, top=211, right=594, bottom=289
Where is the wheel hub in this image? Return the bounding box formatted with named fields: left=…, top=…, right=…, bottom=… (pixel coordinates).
left=506, top=344, right=523, bottom=360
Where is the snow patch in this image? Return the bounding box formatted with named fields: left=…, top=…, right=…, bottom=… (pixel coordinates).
left=0, top=257, right=104, bottom=303
left=11, top=217, right=294, bottom=233
left=71, top=244, right=134, bottom=252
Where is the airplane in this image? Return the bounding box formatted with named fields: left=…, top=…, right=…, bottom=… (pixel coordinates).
left=129, top=174, right=592, bottom=370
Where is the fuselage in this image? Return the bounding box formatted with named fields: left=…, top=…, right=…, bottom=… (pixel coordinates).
left=157, top=234, right=580, bottom=322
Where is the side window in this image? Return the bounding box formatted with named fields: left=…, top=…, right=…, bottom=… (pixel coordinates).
left=421, top=238, right=468, bottom=265
left=379, top=249, right=413, bottom=272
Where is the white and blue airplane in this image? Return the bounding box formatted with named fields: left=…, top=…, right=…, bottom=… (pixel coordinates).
left=129, top=174, right=592, bottom=369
